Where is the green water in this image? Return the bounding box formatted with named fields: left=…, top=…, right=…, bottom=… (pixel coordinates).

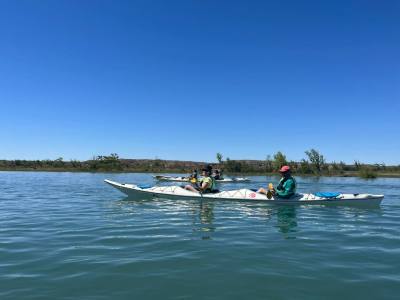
left=0, top=172, right=399, bottom=299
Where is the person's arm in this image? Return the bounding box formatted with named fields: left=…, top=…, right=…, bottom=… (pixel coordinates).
left=275, top=179, right=295, bottom=198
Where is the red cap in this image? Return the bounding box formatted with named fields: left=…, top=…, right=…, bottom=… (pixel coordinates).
left=279, top=165, right=290, bottom=173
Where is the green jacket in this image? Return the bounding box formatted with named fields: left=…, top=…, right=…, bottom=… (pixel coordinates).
left=276, top=176, right=296, bottom=198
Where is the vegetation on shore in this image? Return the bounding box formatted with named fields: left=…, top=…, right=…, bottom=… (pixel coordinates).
left=219, top=150, right=397, bottom=178
left=1, top=150, right=399, bottom=178
left=357, top=166, right=378, bottom=179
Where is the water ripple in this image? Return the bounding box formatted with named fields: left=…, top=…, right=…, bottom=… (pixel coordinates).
left=0, top=172, right=400, bottom=299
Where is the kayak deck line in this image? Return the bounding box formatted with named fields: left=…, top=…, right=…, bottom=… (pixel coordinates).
left=104, top=179, right=384, bottom=206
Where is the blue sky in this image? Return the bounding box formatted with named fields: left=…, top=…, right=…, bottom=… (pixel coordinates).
left=0, top=0, right=399, bottom=164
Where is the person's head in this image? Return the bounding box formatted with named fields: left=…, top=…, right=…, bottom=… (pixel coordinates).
left=215, top=169, right=220, bottom=174
left=202, top=167, right=211, bottom=177
left=279, top=165, right=291, bottom=177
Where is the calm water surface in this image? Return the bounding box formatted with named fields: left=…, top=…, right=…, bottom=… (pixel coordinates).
left=0, top=172, right=399, bottom=299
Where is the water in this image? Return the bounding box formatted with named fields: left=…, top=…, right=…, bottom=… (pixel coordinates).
left=0, top=172, right=399, bottom=299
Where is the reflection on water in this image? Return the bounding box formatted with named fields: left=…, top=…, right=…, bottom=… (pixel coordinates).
left=110, top=185, right=387, bottom=243
left=115, top=194, right=302, bottom=240
left=116, top=197, right=302, bottom=240
left=191, top=201, right=215, bottom=240
left=199, top=202, right=215, bottom=227
left=275, top=206, right=298, bottom=238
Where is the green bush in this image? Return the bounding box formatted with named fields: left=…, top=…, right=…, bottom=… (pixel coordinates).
left=358, top=167, right=378, bottom=179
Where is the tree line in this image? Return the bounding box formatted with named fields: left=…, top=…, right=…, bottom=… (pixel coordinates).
left=1, top=150, right=399, bottom=178
left=216, top=149, right=399, bottom=179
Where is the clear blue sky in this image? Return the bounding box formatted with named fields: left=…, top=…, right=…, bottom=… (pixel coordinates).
left=0, top=0, right=399, bottom=164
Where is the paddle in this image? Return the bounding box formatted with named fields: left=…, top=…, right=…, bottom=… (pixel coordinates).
left=189, top=177, right=204, bottom=198
left=198, top=188, right=204, bottom=199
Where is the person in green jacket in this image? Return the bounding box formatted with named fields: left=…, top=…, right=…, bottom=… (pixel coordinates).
left=258, top=165, right=297, bottom=198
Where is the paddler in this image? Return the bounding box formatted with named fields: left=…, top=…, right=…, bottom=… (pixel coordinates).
left=189, top=169, right=198, bottom=181
left=213, top=169, right=222, bottom=180
left=258, top=165, right=296, bottom=198
left=185, top=167, right=217, bottom=193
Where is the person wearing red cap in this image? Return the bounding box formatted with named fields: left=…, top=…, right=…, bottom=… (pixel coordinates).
left=257, top=165, right=297, bottom=199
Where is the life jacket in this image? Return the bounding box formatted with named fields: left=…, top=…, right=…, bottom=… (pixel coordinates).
left=200, top=176, right=217, bottom=192
left=277, top=176, right=297, bottom=194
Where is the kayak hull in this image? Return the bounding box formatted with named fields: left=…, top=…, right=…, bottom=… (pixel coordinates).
left=153, top=175, right=250, bottom=183
left=104, top=180, right=384, bottom=207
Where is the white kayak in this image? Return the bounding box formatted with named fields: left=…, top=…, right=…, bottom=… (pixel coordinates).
left=104, top=180, right=384, bottom=207
left=153, top=175, right=250, bottom=183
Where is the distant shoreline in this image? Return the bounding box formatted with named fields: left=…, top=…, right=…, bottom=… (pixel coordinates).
left=1, top=168, right=400, bottom=178
left=1, top=155, right=399, bottom=179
